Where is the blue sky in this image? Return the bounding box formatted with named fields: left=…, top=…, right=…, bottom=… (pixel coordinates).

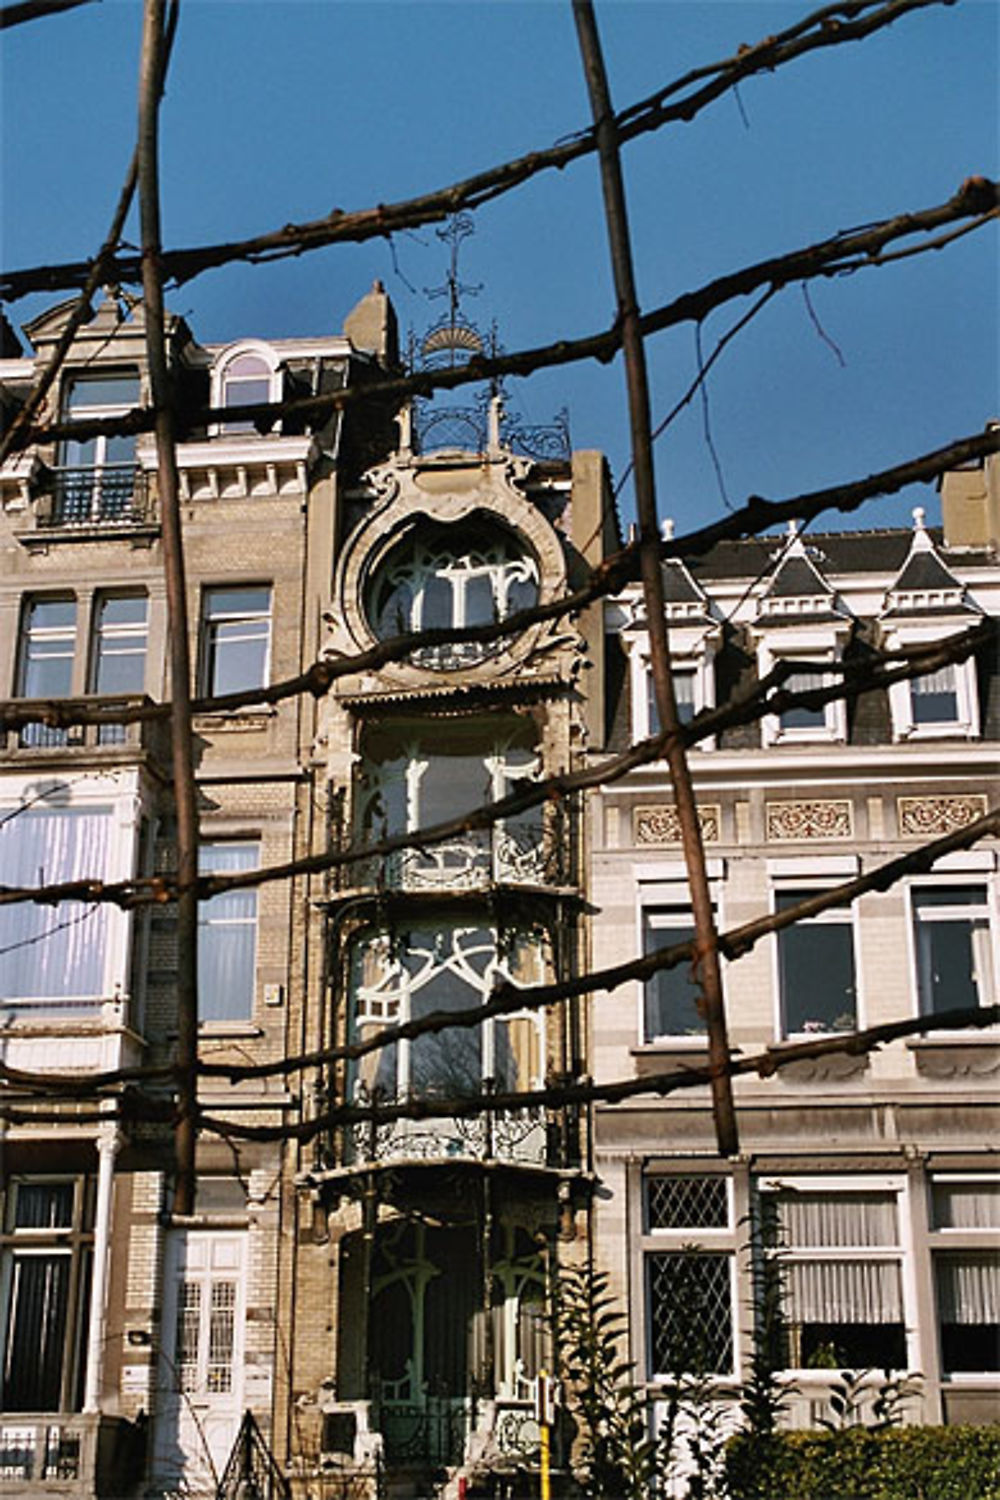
left=1, top=0, right=997, bottom=534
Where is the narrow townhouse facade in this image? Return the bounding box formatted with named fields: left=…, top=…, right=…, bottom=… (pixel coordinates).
left=590, top=453, right=999, bottom=1459
left=285, top=386, right=614, bottom=1494
left=0, top=285, right=400, bottom=1497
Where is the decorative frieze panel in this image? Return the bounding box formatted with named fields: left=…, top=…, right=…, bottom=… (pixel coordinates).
left=633, top=804, right=720, bottom=845
left=766, top=800, right=853, bottom=841
left=897, top=794, right=988, bottom=838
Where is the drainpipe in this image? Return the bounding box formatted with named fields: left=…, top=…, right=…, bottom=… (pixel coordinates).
left=84, top=1122, right=121, bottom=1412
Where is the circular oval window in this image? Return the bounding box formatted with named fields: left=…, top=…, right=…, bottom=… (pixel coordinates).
left=365, top=520, right=540, bottom=670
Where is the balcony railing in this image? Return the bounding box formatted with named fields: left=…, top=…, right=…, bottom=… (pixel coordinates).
left=35, top=467, right=154, bottom=530
left=346, top=1083, right=548, bottom=1169
left=0, top=1414, right=144, bottom=1496
left=337, top=810, right=573, bottom=895
left=3, top=695, right=168, bottom=761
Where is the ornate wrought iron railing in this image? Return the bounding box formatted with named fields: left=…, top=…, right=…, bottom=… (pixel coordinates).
left=335, top=809, right=572, bottom=895
left=345, top=1083, right=547, bottom=1169
left=36, top=467, right=154, bottom=529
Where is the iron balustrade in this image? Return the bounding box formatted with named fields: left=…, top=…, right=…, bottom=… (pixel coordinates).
left=37, top=467, right=154, bottom=530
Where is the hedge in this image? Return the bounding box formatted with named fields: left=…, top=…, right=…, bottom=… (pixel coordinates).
left=725, top=1425, right=1000, bottom=1500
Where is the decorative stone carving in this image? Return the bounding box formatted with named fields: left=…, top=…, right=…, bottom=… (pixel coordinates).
left=766, top=800, right=852, bottom=841
left=633, top=804, right=720, bottom=845
left=897, top=794, right=988, bottom=838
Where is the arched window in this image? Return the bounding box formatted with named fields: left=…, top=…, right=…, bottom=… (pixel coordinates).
left=365, top=520, right=539, bottom=670
left=214, top=347, right=279, bottom=434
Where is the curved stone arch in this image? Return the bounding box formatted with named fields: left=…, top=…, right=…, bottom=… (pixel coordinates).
left=330, top=454, right=571, bottom=688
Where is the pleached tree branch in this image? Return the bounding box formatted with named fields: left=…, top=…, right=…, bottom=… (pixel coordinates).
left=7, top=177, right=996, bottom=455
left=0, top=0, right=949, bottom=300
left=0, top=0, right=93, bottom=29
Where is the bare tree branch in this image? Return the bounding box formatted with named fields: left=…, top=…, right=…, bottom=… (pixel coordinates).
left=0, top=0, right=94, bottom=29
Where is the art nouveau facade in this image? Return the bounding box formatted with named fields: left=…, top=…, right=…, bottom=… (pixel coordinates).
left=589, top=461, right=999, bottom=1454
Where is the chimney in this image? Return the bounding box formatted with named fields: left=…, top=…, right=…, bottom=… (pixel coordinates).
left=939, top=422, right=999, bottom=552
left=343, top=280, right=399, bottom=366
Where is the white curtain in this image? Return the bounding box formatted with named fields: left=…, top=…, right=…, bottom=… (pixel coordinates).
left=936, top=1256, right=1000, bottom=1324
left=932, top=1181, right=1000, bottom=1230
left=777, top=1192, right=898, bottom=1248
left=788, top=1260, right=903, bottom=1323
left=0, top=807, right=112, bottom=1000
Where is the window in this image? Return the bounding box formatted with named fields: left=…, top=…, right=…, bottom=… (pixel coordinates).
left=366, top=521, right=539, bottom=670
left=200, top=587, right=271, bottom=696
left=912, top=885, right=995, bottom=1016
left=17, top=597, right=76, bottom=746
left=1, top=1178, right=93, bottom=1412
left=0, top=806, right=113, bottom=1007
left=197, top=843, right=258, bottom=1023
left=760, top=1184, right=907, bottom=1372
left=642, top=908, right=704, bottom=1041
left=644, top=1175, right=735, bottom=1378
left=930, top=1178, right=1000, bottom=1375
left=779, top=668, right=827, bottom=733
left=357, top=718, right=544, bottom=889
left=90, top=594, right=147, bottom=696
left=350, top=923, right=544, bottom=1102
left=215, top=348, right=279, bottom=434
left=57, top=371, right=140, bottom=525
left=886, top=635, right=979, bottom=740
left=775, top=889, right=856, bottom=1035
left=757, top=643, right=847, bottom=747
left=647, top=668, right=696, bottom=734
left=90, top=593, right=148, bottom=745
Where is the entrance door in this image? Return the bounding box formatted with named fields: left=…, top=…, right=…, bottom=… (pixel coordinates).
left=153, top=1231, right=246, bottom=1495
left=370, top=1223, right=478, bottom=1467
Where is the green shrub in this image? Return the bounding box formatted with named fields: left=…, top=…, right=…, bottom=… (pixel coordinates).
left=726, top=1424, right=1000, bottom=1500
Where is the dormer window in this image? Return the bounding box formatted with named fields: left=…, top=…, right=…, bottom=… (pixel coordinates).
left=214, top=346, right=280, bottom=435
left=882, top=509, right=981, bottom=741
left=755, top=525, right=850, bottom=747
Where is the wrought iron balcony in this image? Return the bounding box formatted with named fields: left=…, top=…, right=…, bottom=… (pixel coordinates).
left=337, top=812, right=573, bottom=895
left=345, top=1083, right=548, bottom=1169
left=35, top=467, right=154, bottom=530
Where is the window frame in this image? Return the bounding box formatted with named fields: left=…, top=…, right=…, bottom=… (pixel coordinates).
left=0, top=799, right=125, bottom=1011
left=758, top=644, right=847, bottom=747
left=211, top=343, right=282, bottom=436
left=904, top=873, right=997, bottom=1025
left=199, top=585, right=272, bottom=699
left=927, top=1173, right=1000, bottom=1380
left=885, top=624, right=980, bottom=742
left=196, top=840, right=260, bottom=1027
left=0, top=1177, right=94, bottom=1414
left=89, top=591, right=148, bottom=698
left=56, top=369, right=141, bottom=525
left=636, top=867, right=724, bottom=1047
left=626, top=626, right=718, bottom=751
left=756, top=1174, right=916, bottom=1379
left=641, top=1171, right=738, bottom=1382
left=771, top=880, right=861, bottom=1040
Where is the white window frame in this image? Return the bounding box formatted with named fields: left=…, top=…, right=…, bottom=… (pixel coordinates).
left=210, top=342, right=281, bottom=437
left=89, top=591, right=148, bottom=698
left=927, top=1174, right=1000, bottom=1381
left=0, top=779, right=139, bottom=1013
left=758, top=640, right=847, bottom=747
left=903, top=864, right=998, bottom=1026
left=885, top=624, right=979, bottom=741
left=626, top=626, right=718, bottom=750
left=769, top=866, right=862, bottom=1040
left=756, top=1174, right=917, bottom=1379
left=636, top=864, right=724, bottom=1046
left=641, top=1171, right=739, bottom=1382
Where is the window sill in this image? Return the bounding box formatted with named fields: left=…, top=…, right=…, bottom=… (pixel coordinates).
left=195, top=1021, right=264, bottom=1038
